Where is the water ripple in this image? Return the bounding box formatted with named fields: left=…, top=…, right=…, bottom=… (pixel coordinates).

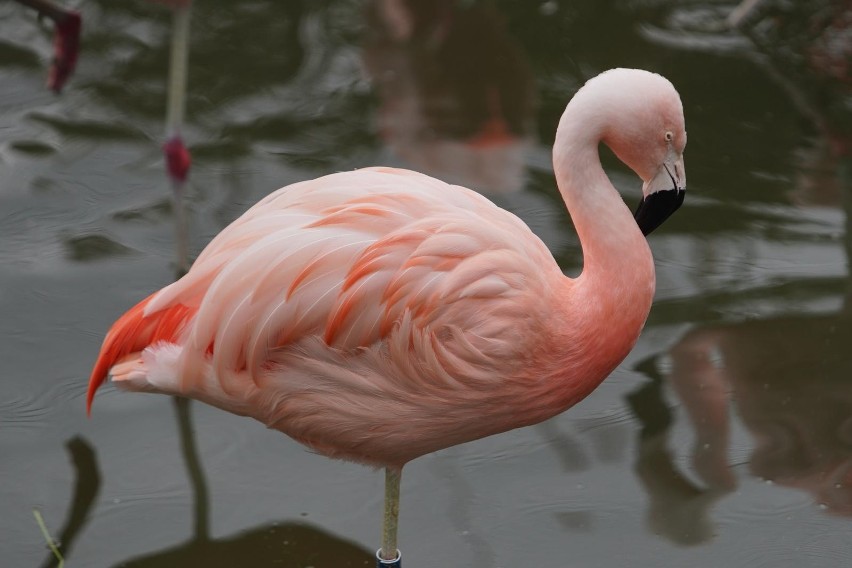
left=0, top=374, right=83, bottom=431
left=28, top=112, right=145, bottom=141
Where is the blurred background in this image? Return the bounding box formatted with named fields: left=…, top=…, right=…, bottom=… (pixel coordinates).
left=1, top=0, right=850, bottom=566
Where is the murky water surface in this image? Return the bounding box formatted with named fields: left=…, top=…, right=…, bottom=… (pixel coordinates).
left=2, top=1, right=850, bottom=566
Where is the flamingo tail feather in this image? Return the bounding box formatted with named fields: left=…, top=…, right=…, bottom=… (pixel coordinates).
left=87, top=293, right=195, bottom=415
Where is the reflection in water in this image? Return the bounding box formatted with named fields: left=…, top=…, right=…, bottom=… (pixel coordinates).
left=630, top=306, right=852, bottom=544
left=118, top=522, right=374, bottom=568
left=121, top=381, right=374, bottom=567
left=362, top=0, right=534, bottom=193
left=627, top=373, right=720, bottom=546
left=39, top=437, right=100, bottom=568
left=629, top=0, right=852, bottom=545
left=173, top=396, right=210, bottom=541
left=39, top=402, right=372, bottom=567
left=429, top=454, right=497, bottom=568
left=63, top=234, right=135, bottom=262
left=642, top=0, right=850, bottom=149
left=536, top=419, right=591, bottom=473
left=631, top=161, right=851, bottom=540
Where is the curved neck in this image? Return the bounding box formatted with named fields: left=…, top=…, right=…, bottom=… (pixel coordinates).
left=553, top=107, right=654, bottom=297
left=543, top=106, right=655, bottom=393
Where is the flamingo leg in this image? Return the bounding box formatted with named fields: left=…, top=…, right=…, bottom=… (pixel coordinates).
left=165, top=3, right=190, bottom=137
left=378, top=467, right=402, bottom=566
left=162, top=1, right=193, bottom=274
left=173, top=397, right=210, bottom=541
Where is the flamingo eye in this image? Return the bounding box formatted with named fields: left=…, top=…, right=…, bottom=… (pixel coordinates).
left=664, top=131, right=673, bottom=142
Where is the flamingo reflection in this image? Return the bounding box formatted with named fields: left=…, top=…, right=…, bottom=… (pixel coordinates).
left=39, top=427, right=373, bottom=567
left=362, top=0, right=535, bottom=193
left=629, top=147, right=851, bottom=542
left=630, top=0, right=852, bottom=544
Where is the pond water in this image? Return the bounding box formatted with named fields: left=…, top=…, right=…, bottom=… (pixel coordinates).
left=2, top=1, right=850, bottom=566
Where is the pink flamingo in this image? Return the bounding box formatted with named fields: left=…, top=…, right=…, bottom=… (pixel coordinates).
left=87, top=68, right=687, bottom=564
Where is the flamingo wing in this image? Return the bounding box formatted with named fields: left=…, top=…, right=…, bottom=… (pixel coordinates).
left=90, top=167, right=557, bottom=410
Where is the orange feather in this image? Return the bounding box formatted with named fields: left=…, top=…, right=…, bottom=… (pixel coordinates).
left=86, top=293, right=196, bottom=414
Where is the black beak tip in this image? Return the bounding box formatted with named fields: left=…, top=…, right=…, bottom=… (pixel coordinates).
left=634, top=188, right=685, bottom=236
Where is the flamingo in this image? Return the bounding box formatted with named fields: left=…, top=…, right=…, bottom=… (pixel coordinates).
left=362, top=0, right=535, bottom=194
left=87, top=67, right=687, bottom=565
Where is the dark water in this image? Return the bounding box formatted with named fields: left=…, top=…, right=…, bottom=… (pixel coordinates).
left=2, top=1, right=850, bottom=566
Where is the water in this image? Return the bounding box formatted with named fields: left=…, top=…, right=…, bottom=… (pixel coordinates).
left=1, top=0, right=850, bottom=566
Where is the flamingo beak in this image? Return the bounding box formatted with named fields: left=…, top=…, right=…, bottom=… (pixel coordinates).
left=634, top=154, right=685, bottom=236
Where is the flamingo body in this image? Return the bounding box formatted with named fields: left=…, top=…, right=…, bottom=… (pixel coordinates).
left=89, top=69, right=687, bottom=472
left=90, top=166, right=638, bottom=467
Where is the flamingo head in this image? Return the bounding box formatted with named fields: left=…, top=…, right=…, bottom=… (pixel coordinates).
left=590, top=69, right=688, bottom=235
